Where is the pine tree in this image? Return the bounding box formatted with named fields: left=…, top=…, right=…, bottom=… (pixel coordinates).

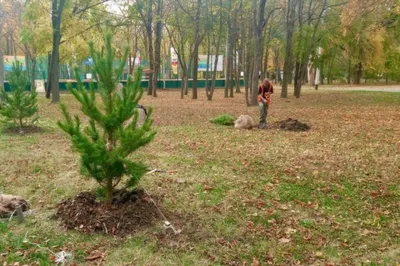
left=0, top=61, right=38, bottom=134
left=58, top=34, right=156, bottom=205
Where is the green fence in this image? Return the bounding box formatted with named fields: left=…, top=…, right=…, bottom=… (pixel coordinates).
left=2, top=83, right=31, bottom=92
left=2, top=79, right=245, bottom=92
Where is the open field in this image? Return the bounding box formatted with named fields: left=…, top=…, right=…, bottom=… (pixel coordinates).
left=1, top=86, right=400, bottom=265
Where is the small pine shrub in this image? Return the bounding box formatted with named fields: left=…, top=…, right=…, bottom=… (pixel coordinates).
left=58, top=33, right=156, bottom=204
left=0, top=61, right=38, bottom=133
left=209, top=114, right=236, bottom=126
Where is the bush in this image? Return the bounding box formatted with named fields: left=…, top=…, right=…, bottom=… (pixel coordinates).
left=58, top=33, right=156, bottom=204
left=209, top=114, right=236, bottom=126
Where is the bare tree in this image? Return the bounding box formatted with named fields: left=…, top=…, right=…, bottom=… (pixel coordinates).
left=293, top=0, right=327, bottom=98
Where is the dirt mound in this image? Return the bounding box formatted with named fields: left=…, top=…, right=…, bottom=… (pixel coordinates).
left=3, top=125, right=43, bottom=135
left=56, top=189, right=162, bottom=235
left=277, top=118, right=310, bottom=132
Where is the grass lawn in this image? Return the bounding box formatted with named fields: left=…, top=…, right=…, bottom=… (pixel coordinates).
left=0, top=87, right=399, bottom=265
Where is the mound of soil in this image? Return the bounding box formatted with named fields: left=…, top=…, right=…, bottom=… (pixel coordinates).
left=3, top=125, right=43, bottom=135
left=278, top=118, right=310, bottom=132
left=56, top=189, right=161, bottom=235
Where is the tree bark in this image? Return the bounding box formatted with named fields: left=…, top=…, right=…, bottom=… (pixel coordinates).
left=251, top=0, right=267, bottom=106
left=152, top=0, right=163, bottom=97
left=234, top=44, right=241, bottom=93
left=31, top=59, right=36, bottom=91
left=191, top=0, right=202, bottom=99
left=209, top=0, right=223, bottom=99
left=225, top=0, right=233, bottom=98
left=281, top=0, right=296, bottom=98
left=50, top=0, right=66, bottom=103
left=354, top=62, right=362, bottom=84
left=46, top=53, right=52, bottom=98
left=205, top=34, right=211, bottom=100
left=347, top=55, right=351, bottom=84
left=0, top=49, right=4, bottom=91
left=147, top=25, right=154, bottom=95
left=320, top=57, right=324, bottom=85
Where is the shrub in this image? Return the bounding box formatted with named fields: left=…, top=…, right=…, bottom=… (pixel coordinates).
left=0, top=61, right=38, bottom=133
left=58, top=34, right=156, bottom=204
left=209, top=114, right=236, bottom=126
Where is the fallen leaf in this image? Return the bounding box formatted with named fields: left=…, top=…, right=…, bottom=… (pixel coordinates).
left=251, top=257, right=261, bottom=266
left=279, top=238, right=291, bottom=243
left=85, top=250, right=104, bottom=261
left=247, top=221, right=255, bottom=229
left=203, top=185, right=213, bottom=191
left=315, top=251, right=324, bottom=258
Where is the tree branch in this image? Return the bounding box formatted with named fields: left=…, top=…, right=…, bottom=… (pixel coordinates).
left=72, top=0, right=110, bottom=15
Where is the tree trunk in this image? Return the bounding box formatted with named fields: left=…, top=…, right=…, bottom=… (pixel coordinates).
left=25, top=52, right=31, bottom=81
left=262, top=22, right=273, bottom=80
left=251, top=34, right=262, bottom=105
left=185, top=58, right=192, bottom=95
left=192, top=49, right=199, bottom=99
left=294, top=61, right=300, bottom=92
left=106, top=177, right=113, bottom=205
left=205, top=35, right=211, bottom=100
left=320, top=58, right=324, bottom=85
left=347, top=55, right=351, bottom=84
left=354, top=62, right=362, bottom=84
left=308, top=66, right=315, bottom=86
left=0, top=49, right=4, bottom=90
left=182, top=70, right=188, bottom=99
left=147, top=34, right=154, bottom=95
left=281, top=0, right=296, bottom=98
left=6, top=36, right=10, bottom=55
left=225, top=0, right=233, bottom=98
left=192, top=0, right=202, bottom=100
left=234, top=44, right=241, bottom=93
left=210, top=54, right=220, bottom=98
left=225, top=38, right=231, bottom=98
left=46, top=53, right=52, bottom=98
left=31, top=59, right=37, bottom=91
left=210, top=0, right=223, bottom=98
left=294, top=63, right=307, bottom=98
left=50, top=0, right=66, bottom=103
left=244, top=50, right=252, bottom=106
left=251, top=0, right=267, bottom=106
left=152, top=0, right=163, bottom=97
left=145, top=0, right=154, bottom=95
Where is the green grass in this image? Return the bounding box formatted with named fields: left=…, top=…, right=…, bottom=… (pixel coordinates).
left=1, top=89, right=399, bottom=265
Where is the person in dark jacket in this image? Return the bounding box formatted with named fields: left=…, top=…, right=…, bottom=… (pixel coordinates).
left=257, top=78, right=274, bottom=129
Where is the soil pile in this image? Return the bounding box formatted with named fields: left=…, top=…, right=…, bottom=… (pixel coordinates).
left=3, top=125, right=43, bottom=135
left=278, top=118, right=310, bottom=132
left=56, top=189, right=161, bottom=235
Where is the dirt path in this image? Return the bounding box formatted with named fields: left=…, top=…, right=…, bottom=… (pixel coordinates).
left=305, top=84, right=400, bottom=92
